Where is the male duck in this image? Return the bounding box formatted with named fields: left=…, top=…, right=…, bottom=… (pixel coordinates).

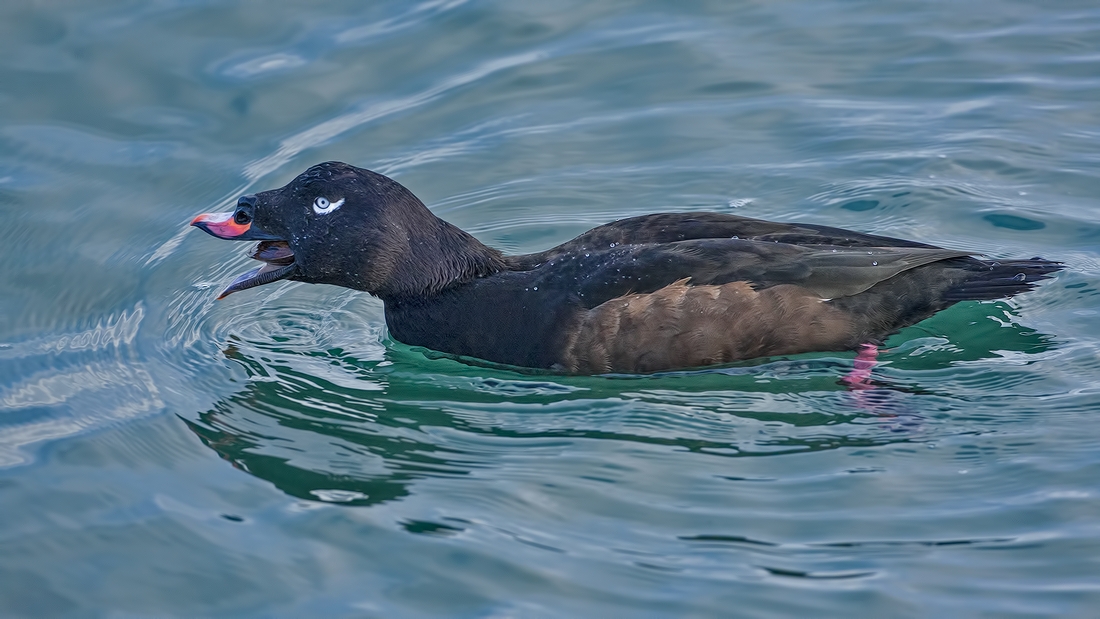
left=192, top=162, right=1060, bottom=374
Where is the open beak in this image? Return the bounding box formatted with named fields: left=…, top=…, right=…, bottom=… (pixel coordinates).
left=191, top=212, right=297, bottom=299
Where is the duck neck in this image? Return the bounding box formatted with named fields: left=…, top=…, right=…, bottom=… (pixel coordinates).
left=373, top=215, right=507, bottom=301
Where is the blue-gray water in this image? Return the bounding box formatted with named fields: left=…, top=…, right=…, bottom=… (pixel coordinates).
left=2, top=1, right=1099, bottom=617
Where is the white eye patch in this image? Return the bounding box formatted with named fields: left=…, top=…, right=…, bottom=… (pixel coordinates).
left=313, top=196, right=344, bottom=215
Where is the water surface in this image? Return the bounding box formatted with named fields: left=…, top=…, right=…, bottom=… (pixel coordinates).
left=2, top=1, right=1100, bottom=616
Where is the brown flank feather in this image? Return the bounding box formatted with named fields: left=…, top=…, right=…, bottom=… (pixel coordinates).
left=564, top=279, right=860, bottom=374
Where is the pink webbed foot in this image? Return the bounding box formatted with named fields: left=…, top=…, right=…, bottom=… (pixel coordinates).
left=841, top=343, right=901, bottom=418
left=841, top=343, right=879, bottom=391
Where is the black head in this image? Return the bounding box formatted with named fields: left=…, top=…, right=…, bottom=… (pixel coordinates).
left=192, top=162, right=504, bottom=299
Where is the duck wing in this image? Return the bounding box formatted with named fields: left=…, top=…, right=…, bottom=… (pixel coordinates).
left=509, top=212, right=939, bottom=269
left=538, top=237, right=972, bottom=309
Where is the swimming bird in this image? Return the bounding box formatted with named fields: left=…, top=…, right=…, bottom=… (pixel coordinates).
left=191, top=162, right=1061, bottom=374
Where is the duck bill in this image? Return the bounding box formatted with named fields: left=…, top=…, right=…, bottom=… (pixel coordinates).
left=215, top=261, right=298, bottom=300
left=190, top=212, right=281, bottom=241
left=191, top=212, right=296, bottom=298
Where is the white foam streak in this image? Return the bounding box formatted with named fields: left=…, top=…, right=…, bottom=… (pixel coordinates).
left=0, top=304, right=144, bottom=359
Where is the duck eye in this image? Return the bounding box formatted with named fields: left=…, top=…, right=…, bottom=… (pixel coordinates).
left=313, top=196, right=343, bottom=215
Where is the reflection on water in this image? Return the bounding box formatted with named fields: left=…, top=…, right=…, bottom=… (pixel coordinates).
left=0, top=304, right=160, bottom=466
left=186, top=300, right=1055, bottom=508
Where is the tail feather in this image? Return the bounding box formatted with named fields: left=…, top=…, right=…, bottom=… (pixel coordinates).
left=944, top=258, right=1063, bottom=302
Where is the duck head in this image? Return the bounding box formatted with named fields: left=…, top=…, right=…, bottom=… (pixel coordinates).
left=192, top=161, right=503, bottom=300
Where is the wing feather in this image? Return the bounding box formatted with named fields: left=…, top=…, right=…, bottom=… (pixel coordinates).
left=535, top=237, right=973, bottom=308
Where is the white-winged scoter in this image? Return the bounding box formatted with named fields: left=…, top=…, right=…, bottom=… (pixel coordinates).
left=191, top=161, right=1061, bottom=374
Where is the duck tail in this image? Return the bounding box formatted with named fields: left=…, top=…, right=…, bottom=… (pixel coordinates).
left=944, top=257, right=1064, bottom=302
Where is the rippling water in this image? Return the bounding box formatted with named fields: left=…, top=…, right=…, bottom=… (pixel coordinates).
left=2, top=1, right=1100, bottom=616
